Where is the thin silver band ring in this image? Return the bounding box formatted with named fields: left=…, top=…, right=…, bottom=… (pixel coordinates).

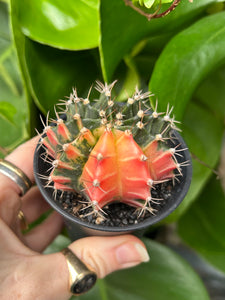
left=0, top=159, right=32, bottom=196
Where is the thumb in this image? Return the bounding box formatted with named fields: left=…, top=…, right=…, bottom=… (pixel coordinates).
left=69, top=235, right=150, bottom=278
left=28, top=235, right=149, bottom=300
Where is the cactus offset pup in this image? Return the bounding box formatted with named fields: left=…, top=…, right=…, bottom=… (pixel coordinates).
left=38, top=81, right=187, bottom=220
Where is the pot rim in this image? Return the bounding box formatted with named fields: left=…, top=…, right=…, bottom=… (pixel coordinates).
left=33, top=130, right=192, bottom=233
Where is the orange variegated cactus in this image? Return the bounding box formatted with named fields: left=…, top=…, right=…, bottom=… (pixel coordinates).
left=39, top=81, right=186, bottom=217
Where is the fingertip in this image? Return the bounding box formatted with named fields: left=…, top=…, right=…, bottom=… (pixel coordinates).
left=115, top=241, right=150, bottom=268
left=69, top=235, right=149, bottom=278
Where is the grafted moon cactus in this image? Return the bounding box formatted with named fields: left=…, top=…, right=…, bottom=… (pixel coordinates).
left=38, top=81, right=187, bottom=217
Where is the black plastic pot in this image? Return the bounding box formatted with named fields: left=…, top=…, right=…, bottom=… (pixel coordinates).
left=34, top=130, right=192, bottom=240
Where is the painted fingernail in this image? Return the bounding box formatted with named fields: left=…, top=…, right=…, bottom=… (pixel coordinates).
left=116, top=242, right=150, bottom=268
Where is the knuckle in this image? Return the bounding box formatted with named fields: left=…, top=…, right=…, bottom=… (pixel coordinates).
left=81, top=248, right=108, bottom=278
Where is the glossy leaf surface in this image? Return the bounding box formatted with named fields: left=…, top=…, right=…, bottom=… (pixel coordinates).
left=13, top=0, right=100, bottom=50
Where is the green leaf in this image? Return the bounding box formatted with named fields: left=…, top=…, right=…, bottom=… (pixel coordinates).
left=143, top=0, right=156, bottom=8
left=100, top=0, right=216, bottom=82
left=194, top=64, right=225, bottom=121
left=178, top=177, right=225, bottom=274
left=97, top=239, right=209, bottom=300
left=149, top=11, right=225, bottom=121
left=150, top=0, right=174, bottom=9
left=0, top=1, right=11, bottom=53
left=10, top=0, right=42, bottom=136
left=47, top=236, right=209, bottom=300
left=133, top=32, right=174, bottom=84
left=206, top=1, right=225, bottom=14
left=44, top=234, right=70, bottom=254
left=13, top=0, right=100, bottom=50
left=0, top=101, right=16, bottom=124
left=133, top=0, right=160, bottom=9
left=23, top=38, right=101, bottom=114
left=116, top=56, right=140, bottom=102
left=166, top=100, right=224, bottom=221
left=0, top=2, right=29, bottom=152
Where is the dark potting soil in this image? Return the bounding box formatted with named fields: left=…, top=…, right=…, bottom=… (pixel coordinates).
left=55, top=181, right=174, bottom=227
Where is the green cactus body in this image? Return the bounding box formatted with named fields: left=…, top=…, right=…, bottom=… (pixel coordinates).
left=39, top=81, right=184, bottom=216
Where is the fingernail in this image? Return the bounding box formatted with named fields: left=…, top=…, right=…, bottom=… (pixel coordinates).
left=116, top=242, right=150, bottom=268
left=135, top=243, right=150, bottom=262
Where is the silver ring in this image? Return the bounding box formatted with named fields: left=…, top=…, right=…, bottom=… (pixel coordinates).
left=61, top=247, right=97, bottom=295
left=0, top=159, right=32, bottom=196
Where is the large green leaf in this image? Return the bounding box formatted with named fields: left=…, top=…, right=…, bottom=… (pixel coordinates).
left=166, top=99, right=224, bottom=221
left=100, top=0, right=216, bottom=82
left=178, top=177, right=225, bottom=274
left=11, top=0, right=101, bottom=117
left=149, top=10, right=225, bottom=121
left=24, top=38, right=101, bottom=114
left=45, top=236, right=209, bottom=300
left=93, top=239, right=209, bottom=300
left=13, top=0, right=100, bottom=50
left=0, top=2, right=29, bottom=156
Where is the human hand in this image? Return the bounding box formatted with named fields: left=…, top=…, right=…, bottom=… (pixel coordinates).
left=0, top=137, right=149, bottom=300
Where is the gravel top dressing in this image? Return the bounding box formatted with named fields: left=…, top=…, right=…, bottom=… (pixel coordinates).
left=55, top=181, right=174, bottom=227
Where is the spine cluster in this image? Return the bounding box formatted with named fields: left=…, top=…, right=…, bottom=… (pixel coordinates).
left=38, top=81, right=188, bottom=218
